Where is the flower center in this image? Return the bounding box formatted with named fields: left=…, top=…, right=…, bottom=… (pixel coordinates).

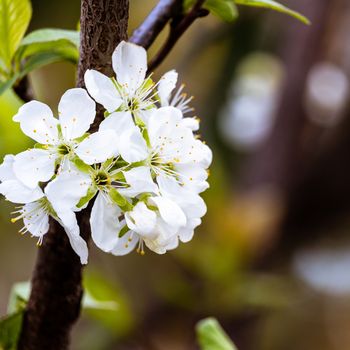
left=57, top=143, right=72, bottom=155
left=94, top=171, right=111, bottom=186
left=127, top=98, right=139, bottom=111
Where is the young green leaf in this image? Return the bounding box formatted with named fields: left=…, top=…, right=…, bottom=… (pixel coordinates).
left=20, top=28, right=79, bottom=47
left=20, top=47, right=79, bottom=76
left=204, top=0, right=238, bottom=22
left=234, top=0, right=310, bottom=24
left=0, top=0, right=32, bottom=68
left=0, top=75, right=19, bottom=96
left=0, top=311, right=23, bottom=350
left=196, top=317, right=238, bottom=350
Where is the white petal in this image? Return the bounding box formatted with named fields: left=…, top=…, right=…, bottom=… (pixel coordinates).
left=112, top=41, right=147, bottom=95
left=119, top=127, right=148, bottom=163
left=176, top=163, right=209, bottom=193
left=0, top=180, right=44, bottom=203
left=150, top=196, right=186, bottom=228
left=119, top=166, right=158, bottom=197
left=13, top=101, right=59, bottom=144
left=45, top=170, right=92, bottom=212
left=0, top=155, right=15, bottom=181
left=90, top=192, right=121, bottom=252
left=181, top=117, right=200, bottom=131
left=58, top=88, right=96, bottom=141
left=75, top=130, right=119, bottom=165
left=111, top=231, right=139, bottom=256
left=58, top=209, right=88, bottom=264
left=147, top=107, right=184, bottom=146
left=125, top=201, right=157, bottom=237
left=178, top=218, right=201, bottom=243
left=99, top=111, right=135, bottom=134
left=84, top=69, right=123, bottom=113
left=13, top=149, right=56, bottom=188
left=158, top=70, right=178, bottom=106
left=157, top=174, right=207, bottom=218
left=22, top=202, right=49, bottom=238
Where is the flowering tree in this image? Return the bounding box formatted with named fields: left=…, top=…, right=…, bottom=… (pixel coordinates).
left=0, top=0, right=307, bottom=349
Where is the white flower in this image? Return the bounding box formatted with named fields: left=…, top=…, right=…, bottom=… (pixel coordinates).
left=119, top=106, right=212, bottom=194
left=85, top=41, right=191, bottom=122
left=0, top=155, right=44, bottom=203
left=45, top=162, right=133, bottom=254
left=0, top=155, right=88, bottom=263
left=112, top=199, right=185, bottom=256
left=12, top=88, right=118, bottom=188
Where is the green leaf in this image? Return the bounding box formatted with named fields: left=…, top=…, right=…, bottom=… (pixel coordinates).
left=20, top=28, right=79, bottom=47
left=0, top=75, right=19, bottom=96
left=0, top=312, right=23, bottom=350
left=204, top=0, right=238, bottom=22
left=234, top=0, right=310, bottom=24
left=16, top=29, right=79, bottom=63
left=196, top=318, right=238, bottom=350
left=0, top=0, right=32, bottom=68
left=21, top=47, right=79, bottom=74
left=76, top=186, right=97, bottom=209
left=83, top=271, right=134, bottom=335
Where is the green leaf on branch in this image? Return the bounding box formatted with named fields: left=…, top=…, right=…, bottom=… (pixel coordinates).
left=0, top=312, right=23, bottom=350
left=0, top=75, right=19, bottom=97
left=16, top=29, right=79, bottom=62
left=196, top=317, right=238, bottom=350
left=204, top=0, right=238, bottom=22
left=20, top=28, right=79, bottom=47
left=0, top=0, right=32, bottom=68
left=234, top=0, right=310, bottom=24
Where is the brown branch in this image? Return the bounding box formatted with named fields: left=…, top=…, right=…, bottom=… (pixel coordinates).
left=129, top=0, right=182, bottom=49
left=148, top=0, right=208, bottom=71
left=17, top=1, right=129, bottom=349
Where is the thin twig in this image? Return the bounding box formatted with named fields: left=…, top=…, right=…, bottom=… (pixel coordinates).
left=148, top=0, right=209, bottom=71
left=129, top=0, right=182, bottom=49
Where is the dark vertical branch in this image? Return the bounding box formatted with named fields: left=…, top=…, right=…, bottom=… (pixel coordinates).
left=17, top=1, right=129, bottom=349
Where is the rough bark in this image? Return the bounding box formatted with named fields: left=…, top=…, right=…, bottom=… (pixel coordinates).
left=17, top=1, right=129, bottom=349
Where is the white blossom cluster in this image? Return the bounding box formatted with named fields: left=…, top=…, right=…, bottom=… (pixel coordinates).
left=0, top=41, right=212, bottom=264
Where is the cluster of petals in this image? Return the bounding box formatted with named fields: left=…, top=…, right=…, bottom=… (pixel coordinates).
left=0, top=41, right=212, bottom=264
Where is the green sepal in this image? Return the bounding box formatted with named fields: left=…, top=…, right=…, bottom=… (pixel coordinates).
left=142, top=128, right=151, bottom=148
left=118, top=224, right=130, bottom=238
left=76, top=186, right=97, bottom=209
left=33, top=143, right=48, bottom=149
left=74, top=133, right=89, bottom=143
left=109, top=187, right=133, bottom=211
left=72, top=156, right=93, bottom=174
left=134, top=115, right=146, bottom=127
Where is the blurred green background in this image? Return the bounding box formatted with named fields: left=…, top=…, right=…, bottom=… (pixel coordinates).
left=2, top=0, right=350, bottom=349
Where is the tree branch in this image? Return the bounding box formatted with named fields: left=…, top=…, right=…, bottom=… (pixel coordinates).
left=129, top=0, right=182, bottom=49
left=148, top=0, right=208, bottom=71
left=17, top=1, right=129, bottom=349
